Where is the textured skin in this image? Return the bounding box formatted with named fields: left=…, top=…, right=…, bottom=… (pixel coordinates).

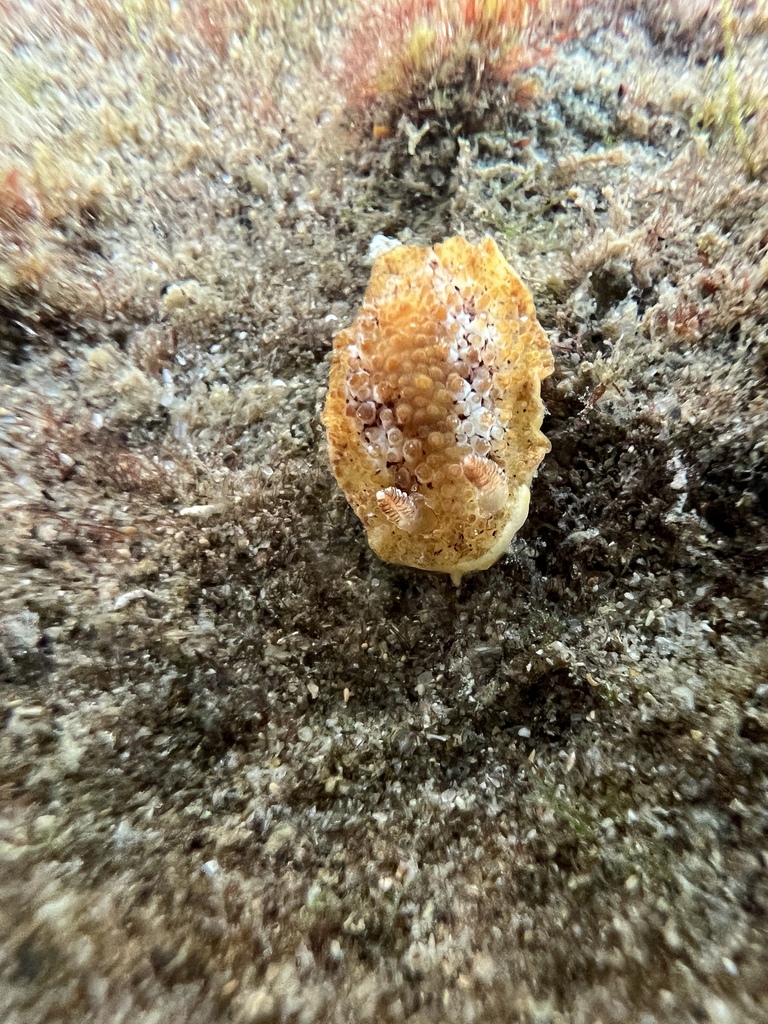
left=322, top=236, right=553, bottom=582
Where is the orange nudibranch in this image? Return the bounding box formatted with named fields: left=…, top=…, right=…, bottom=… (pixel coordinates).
left=322, top=236, right=553, bottom=584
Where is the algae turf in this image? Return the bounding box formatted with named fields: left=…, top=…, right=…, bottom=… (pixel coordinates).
left=1, top=2, right=768, bottom=1023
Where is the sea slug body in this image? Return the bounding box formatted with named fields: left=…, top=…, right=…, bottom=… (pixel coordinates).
left=322, top=235, right=553, bottom=584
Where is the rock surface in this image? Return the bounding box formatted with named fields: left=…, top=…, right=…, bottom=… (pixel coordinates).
left=1, top=3, right=767, bottom=1022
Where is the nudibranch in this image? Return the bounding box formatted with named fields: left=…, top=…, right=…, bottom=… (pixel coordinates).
left=322, top=236, right=553, bottom=584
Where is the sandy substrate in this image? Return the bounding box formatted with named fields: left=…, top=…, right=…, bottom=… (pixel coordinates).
left=1, top=2, right=768, bottom=1021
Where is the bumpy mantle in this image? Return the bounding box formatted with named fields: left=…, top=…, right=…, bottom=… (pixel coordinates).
left=323, top=236, right=553, bottom=583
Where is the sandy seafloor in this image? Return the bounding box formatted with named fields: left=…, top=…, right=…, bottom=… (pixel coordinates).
left=1, top=2, right=768, bottom=1022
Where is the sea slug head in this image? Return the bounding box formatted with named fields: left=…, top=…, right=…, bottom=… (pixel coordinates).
left=322, top=235, right=553, bottom=584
